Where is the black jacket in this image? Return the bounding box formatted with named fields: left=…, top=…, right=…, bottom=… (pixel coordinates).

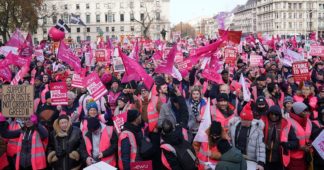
left=47, top=119, right=88, bottom=170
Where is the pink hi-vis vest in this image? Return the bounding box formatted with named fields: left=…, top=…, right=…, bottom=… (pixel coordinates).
left=118, top=130, right=138, bottom=170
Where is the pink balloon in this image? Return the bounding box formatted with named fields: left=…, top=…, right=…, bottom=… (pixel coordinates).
left=48, top=27, right=65, bottom=42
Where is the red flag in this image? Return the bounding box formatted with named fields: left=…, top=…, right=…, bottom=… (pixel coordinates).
left=129, top=39, right=139, bottom=61
left=6, top=52, right=31, bottom=67
left=201, top=65, right=223, bottom=83
left=57, top=41, right=82, bottom=73
left=119, top=48, right=154, bottom=89
left=246, top=34, right=256, bottom=44
left=155, top=44, right=177, bottom=74
left=19, top=33, right=33, bottom=57
left=310, top=32, right=316, bottom=41
left=267, top=36, right=276, bottom=50
left=218, top=29, right=242, bottom=44
left=291, top=36, right=297, bottom=49
left=257, top=33, right=264, bottom=44
left=6, top=29, right=25, bottom=49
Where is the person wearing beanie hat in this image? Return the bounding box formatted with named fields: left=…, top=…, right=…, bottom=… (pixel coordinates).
left=251, top=75, right=267, bottom=100
left=15, top=114, right=48, bottom=170
left=292, top=102, right=309, bottom=117
left=261, top=105, right=299, bottom=170
left=114, top=94, right=132, bottom=117
left=48, top=114, right=89, bottom=169
left=293, top=82, right=318, bottom=119
left=215, top=139, right=247, bottom=170
left=282, top=96, right=294, bottom=118
left=107, top=76, right=122, bottom=112
left=212, top=93, right=235, bottom=132
left=229, top=103, right=266, bottom=170
left=253, top=96, right=269, bottom=119
left=86, top=99, right=99, bottom=117
left=118, top=109, right=144, bottom=170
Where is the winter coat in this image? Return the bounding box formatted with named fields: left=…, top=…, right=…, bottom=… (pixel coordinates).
left=229, top=119, right=266, bottom=165
left=158, top=96, right=189, bottom=128
left=215, top=147, right=247, bottom=170
left=47, top=117, right=88, bottom=170
left=186, top=98, right=206, bottom=134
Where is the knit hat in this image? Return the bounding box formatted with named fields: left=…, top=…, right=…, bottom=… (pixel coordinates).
left=217, top=93, right=229, bottom=102
left=267, top=83, right=277, bottom=93
left=240, top=103, right=253, bottom=121
left=127, top=109, right=140, bottom=123
left=155, top=76, right=166, bottom=86
left=87, top=117, right=101, bottom=132
left=256, top=96, right=267, bottom=105
left=117, top=94, right=129, bottom=103
left=86, top=99, right=98, bottom=111
left=35, top=75, right=42, bottom=81
left=267, top=105, right=282, bottom=116
left=217, top=139, right=232, bottom=154
left=209, top=121, right=222, bottom=137
left=292, top=102, right=308, bottom=115
left=264, top=60, right=270, bottom=66
left=283, top=96, right=293, bottom=104
left=256, top=75, right=266, bottom=81
left=57, top=114, right=69, bottom=122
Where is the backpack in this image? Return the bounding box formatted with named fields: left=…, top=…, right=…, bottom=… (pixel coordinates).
left=173, top=140, right=198, bottom=170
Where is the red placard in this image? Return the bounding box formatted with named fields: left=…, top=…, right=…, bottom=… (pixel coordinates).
left=95, top=49, right=110, bottom=65
left=250, top=54, right=263, bottom=67
left=292, top=61, right=310, bottom=82
left=84, top=72, right=108, bottom=101
left=50, top=82, right=68, bottom=105
left=130, top=161, right=153, bottom=170
left=310, top=45, right=324, bottom=57
left=224, top=47, right=237, bottom=65
left=112, top=112, right=127, bottom=134
left=71, top=74, right=84, bottom=88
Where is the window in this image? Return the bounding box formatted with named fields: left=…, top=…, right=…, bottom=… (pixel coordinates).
left=77, top=36, right=81, bottom=42
left=140, top=13, right=144, bottom=21
left=288, top=3, right=291, bottom=9
left=113, top=14, right=115, bottom=22
left=140, top=2, right=144, bottom=8
left=86, top=3, right=90, bottom=9
left=289, top=12, right=292, bottom=19
left=112, top=27, right=115, bottom=32
left=64, top=4, right=68, bottom=10
left=52, top=5, right=56, bottom=10
left=120, top=2, right=124, bottom=8
left=299, top=3, right=302, bottom=9
left=108, top=13, right=113, bottom=22
left=105, top=14, right=108, bottom=22
left=106, top=27, right=109, bottom=32
left=299, top=22, right=303, bottom=28
left=86, top=36, right=91, bottom=41
left=120, top=26, right=124, bottom=32
left=120, top=14, right=124, bottom=22
left=283, top=2, right=286, bottom=9
left=87, top=27, right=90, bottom=32
left=293, top=3, right=297, bottom=9
left=283, top=12, right=286, bottom=19
left=52, top=16, right=57, bottom=24
left=43, top=18, right=47, bottom=24
left=76, top=28, right=80, bottom=33
left=76, top=4, right=80, bottom=10
left=108, top=3, right=112, bottom=9
left=130, top=1, right=134, bottom=8
left=156, top=12, right=160, bottom=20
left=130, top=13, right=134, bottom=21
left=289, top=22, right=292, bottom=29
left=43, top=29, right=47, bottom=34
left=96, top=14, right=100, bottom=23
left=96, top=3, right=100, bottom=9
left=131, top=26, right=135, bottom=31
left=294, top=12, right=296, bottom=18
left=96, top=27, right=101, bottom=33
left=299, top=13, right=303, bottom=18
left=86, top=15, right=90, bottom=23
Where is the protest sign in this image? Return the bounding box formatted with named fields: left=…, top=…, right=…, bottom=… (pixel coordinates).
left=112, top=57, right=125, bottom=72
left=292, top=61, right=310, bottom=82
left=130, top=161, right=153, bottom=170
left=95, top=49, right=109, bottom=65
left=71, top=74, right=84, bottom=88
left=84, top=72, right=108, bottom=101
left=176, top=59, right=192, bottom=72
left=224, top=47, right=236, bottom=65
left=84, top=161, right=117, bottom=170
left=309, top=45, right=324, bottom=57
left=312, top=130, right=324, bottom=160
left=50, top=82, right=68, bottom=105
left=1, top=85, right=34, bottom=117
left=112, top=112, right=127, bottom=134
left=250, top=54, right=263, bottom=67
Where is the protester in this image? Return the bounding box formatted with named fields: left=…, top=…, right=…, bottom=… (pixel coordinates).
left=210, top=93, right=235, bottom=131
left=47, top=114, right=87, bottom=170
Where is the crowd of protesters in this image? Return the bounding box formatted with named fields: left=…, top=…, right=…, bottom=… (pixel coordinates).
left=0, top=31, right=323, bottom=170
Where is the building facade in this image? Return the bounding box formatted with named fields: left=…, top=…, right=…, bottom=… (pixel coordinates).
left=33, top=0, right=171, bottom=44
left=231, top=0, right=257, bottom=35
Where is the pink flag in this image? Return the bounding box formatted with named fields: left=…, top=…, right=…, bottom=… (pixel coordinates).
left=291, top=36, right=297, bottom=49
left=57, top=41, right=81, bottom=73
left=129, top=39, right=139, bottom=61
left=11, top=62, right=30, bottom=85
left=119, top=48, right=154, bottom=89
left=19, top=33, right=33, bottom=57
left=6, top=29, right=25, bottom=49
left=155, top=44, right=177, bottom=74
left=201, top=65, right=223, bottom=84
left=0, top=66, right=12, bottom=82
left=6, top=52, right=31, bottom=67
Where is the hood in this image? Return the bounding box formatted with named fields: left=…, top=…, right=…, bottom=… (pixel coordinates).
left=162, top=127, right=183, bottom=145
left=220, top=147, right=244, bottom=163
left=53, top=116, right=72, bottom=137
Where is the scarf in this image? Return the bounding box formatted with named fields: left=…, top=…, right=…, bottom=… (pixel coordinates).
left=290, top=112, right=308, bottom=128
left=191, top=99, right=200, bottom=117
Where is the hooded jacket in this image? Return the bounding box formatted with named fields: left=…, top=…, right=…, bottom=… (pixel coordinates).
left=215, top=147, right=247, bottom=170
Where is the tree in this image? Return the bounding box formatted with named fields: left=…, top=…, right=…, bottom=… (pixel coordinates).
left=171, top=22, right=196, bottom=38
left=0, top=0, right=43, bottom=43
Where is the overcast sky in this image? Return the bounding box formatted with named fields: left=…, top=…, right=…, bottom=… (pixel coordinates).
left=170, top=0, right=247, bottom=24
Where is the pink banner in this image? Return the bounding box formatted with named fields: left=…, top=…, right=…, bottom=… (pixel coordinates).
left=19, top=33, right=33, bottom=57
left=112, top=112, right=127, bottom=133
left=5, top=29, right=25, bottom=48
left=155, top=44, right=177, bottom=74
left=95, top=49, right=110, bottom=65
left=201, top=66, right=223, bottom=83
left=71, top=74, right=84, bottom=88
left=57, top=41, right=82, bottom=73
left=0, top=66, right=12, bottom=82
left=50, top=82, right=68, bottom=106
left=310, top=45, right=324, bottom=57
left=224, top=47, right=237, bottom=65
left=292, top=61, right=310, bottom=82
left=84, top=72, right=108, bottom=101
left=250, top=54, right=263, bottom=67
left=11, top=63, right=30, bottom=85
left=6, top=52, right=31, bottom=67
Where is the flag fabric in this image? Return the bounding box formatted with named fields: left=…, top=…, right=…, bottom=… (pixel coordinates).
left=0, top=63, right=12, bottom=82
left=6, top=52, right=31, bottom=67
left=70, top=13, right=86, bottom=26
left=218, top=29, right=242, bottom=44
left=56, top=19, right=71, bottom=33
left=19, top=33, right=33, bottom=58
left=155, top=44, right=177, bottom=74
left=194, top=98, right=211, bottom=143
left=6, top=29, right=25, bottom=49
left=11, top=63, right=30, bottom=85
left=239, top=73, right=251, bottom=102
left=291, top=36, right=297, bottom=49
left=215, top=12, right=227, bottom=29
left=57, top=41, right=81, bottom=73
left=129, top=39, right=139, bottom=61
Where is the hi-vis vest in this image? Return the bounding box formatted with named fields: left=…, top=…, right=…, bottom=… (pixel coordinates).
left=147, top=96, right=159, bottom=132
left=288, top=117, right=312, bottom=159
left=118, top=130, right=138, bottom=170
left=196, top=142, right=218, bottom=170
left=6, top=121, right=20, bottom=157
left=84, top=126, right=116, bottom=166
left=210, top=106, right=235, bottom=131
left=293, top=95, right=318, bottom=119
left=161, top=143, right=177, bottom=170
left=15, top=130, right=48, bottom=170
left=262, top=117, right=291, bottom=167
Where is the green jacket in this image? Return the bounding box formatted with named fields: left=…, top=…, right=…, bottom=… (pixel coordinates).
left=215, top=147, right=247, bottom=170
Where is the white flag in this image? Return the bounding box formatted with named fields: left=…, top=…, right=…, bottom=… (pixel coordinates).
left=239, top=73, right=251, bottom=102
left=194, top=98, right=211, bottom=143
